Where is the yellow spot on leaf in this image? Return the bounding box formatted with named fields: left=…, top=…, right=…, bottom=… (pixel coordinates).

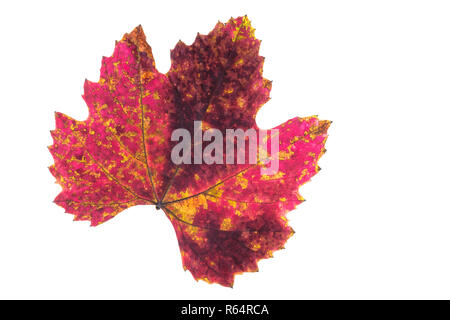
left=261, top=171, right=285, bottom=180
left=237, top=97, right=245, bottom=108
left=220, top=218, right=233, bottom=231
left=228, top=200, right=237, bottom=208
left=235, top=174, right=248, bottom=189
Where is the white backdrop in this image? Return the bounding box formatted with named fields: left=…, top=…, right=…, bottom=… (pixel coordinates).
left=1, top=0, right=450, bottom=299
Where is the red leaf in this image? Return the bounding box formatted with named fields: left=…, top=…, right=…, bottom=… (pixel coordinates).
left=49, top=16, right=330, bottom=287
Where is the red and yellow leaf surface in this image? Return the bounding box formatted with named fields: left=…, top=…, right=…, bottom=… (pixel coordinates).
left=49, top=16, right=330, bottom=287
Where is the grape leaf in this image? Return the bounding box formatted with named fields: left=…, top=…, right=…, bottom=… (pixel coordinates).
left=49, top=16, right=331, bottom=287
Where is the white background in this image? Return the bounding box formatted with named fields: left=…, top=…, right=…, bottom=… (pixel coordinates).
left=0, top=0, right=449, bottom=299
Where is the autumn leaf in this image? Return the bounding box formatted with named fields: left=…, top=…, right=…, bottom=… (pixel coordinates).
left=49, top=16, right=331, bottom=287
